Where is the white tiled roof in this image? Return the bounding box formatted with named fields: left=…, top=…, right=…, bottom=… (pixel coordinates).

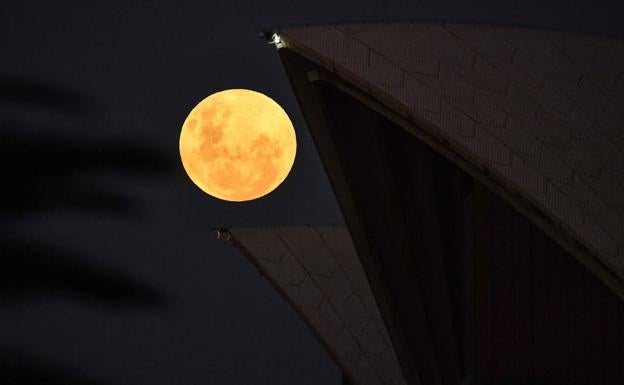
left=228, top=226, right=407, bottom=385
left=279, top=23, right=624, bottom=277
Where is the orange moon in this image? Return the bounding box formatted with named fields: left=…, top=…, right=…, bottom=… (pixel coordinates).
left=179, top=89, right=297, bottom=201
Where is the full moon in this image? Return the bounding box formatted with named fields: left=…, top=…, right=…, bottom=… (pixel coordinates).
left=179, top=89, right=297, bottom=202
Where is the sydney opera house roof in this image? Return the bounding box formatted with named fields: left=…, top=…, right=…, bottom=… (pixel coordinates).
left=278, top=23, right=624, bottom=284
left=222, top=23, right=624, bottom=385
left=227, top=226, right=406, bottom=385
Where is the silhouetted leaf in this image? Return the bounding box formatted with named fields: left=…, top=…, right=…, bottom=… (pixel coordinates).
left=0, top=76, right=94, bottom=113
left=0, top=238, right=166, bottom=307
left=0, top=122, right=170, bottom=218
left=0, top=352, right=118, bottom=385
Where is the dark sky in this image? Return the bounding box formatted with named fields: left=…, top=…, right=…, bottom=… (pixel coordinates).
left=1, top=1, right=623, bottom=384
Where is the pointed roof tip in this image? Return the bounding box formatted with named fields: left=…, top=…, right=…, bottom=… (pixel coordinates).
left=210, top=227, right=232, bottom=242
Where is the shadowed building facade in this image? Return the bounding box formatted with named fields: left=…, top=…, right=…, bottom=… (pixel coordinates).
left=221, top=24, right=624, bottom=385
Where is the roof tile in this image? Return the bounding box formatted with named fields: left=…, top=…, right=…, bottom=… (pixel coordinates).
left=521, top=146, right=574, bottom=185
left=569, top=216, right=619, bottom=255
left=307, top=299, right=345, bottom=338
left=530, top=183, right=584, bottom=225
left=410, top=63, right=474, bottom=103
left=452, top=56, right=509, bottom=94
left=439, top=101, right=476, bottom=137
left=549, top=34, right=622, bottom=82
left=257, top=249, right=306, bottom=286
left=589, top=171, right=624, bottom=211
left=347, top=357, right=384, bottom=385
left=229, top=228, right=287, bottom=262
left=518, top=80, right=574, bottom=114
left=316, top=227, right=364, bottom=272
left=333, top=329, right=364, bottom=363
left=380, top=73, right=441, bottom=113
left=444, top=24, right=515, bottom=61
left=482, top=84, right=538, bottom=118
left=286, top=26, right=369, bottom=66
left=370, top=347, right=405, bottom=384
left=489, top=52, right=546, bottom=88
left=555, top=77, right=609, bottom=111
left=336, top=294, right=372, bottom=329
left=352, top=321, right=388, bottom=356
left=282, top=275, right=325, bottom=309
left=314, top=268, right=355, bottom=303
left=454, top=125, right=511, bottom=165
left=454, top=91, right=507, bottom=127
left=276, top=227, right=338, bottom=277
left=346, top=51, right=404, bottom=87
left=491, top=154, right=547, bottom=193
left=344, top=266, right=374, bottom=295
left=490, top=117, right=543, bottom=158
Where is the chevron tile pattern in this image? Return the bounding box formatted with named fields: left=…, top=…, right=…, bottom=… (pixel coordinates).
left=280, top=23, right=624, bottom=276
left=228, top=226, right=407, bottom=385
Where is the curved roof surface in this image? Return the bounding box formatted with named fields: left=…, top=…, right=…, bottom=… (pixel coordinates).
left=227, top=226, right=407, bottom=385
left=278, top=23, right=624, bottom=283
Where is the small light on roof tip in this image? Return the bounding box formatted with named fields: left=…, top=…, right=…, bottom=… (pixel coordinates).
left=269, top=33, right=285, bottom=48
left=259, top=31, right=285, bottom=48
left=268, top=33, right=280, bottom=44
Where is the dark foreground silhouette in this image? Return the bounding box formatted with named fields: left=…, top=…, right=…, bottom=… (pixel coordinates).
left=0, top=76, right=172, bottom=383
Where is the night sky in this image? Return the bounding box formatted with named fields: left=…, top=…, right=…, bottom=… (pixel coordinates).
left=1, top=1, right=623, bottom=384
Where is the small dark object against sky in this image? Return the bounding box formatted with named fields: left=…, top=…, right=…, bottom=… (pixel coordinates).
left=1, top=1, right=623, bottom=384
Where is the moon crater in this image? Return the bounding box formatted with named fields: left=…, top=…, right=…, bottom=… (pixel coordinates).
left=179, top=89, right=296, bottom=201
